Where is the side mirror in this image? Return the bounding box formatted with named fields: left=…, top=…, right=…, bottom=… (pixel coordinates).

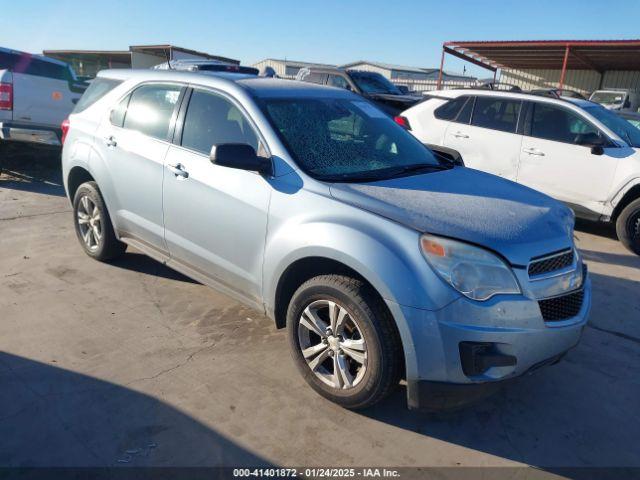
left=424, top=143, right=465, bottom=166
left=576, top=132, right=606, bottom=155
left=210, top=143, right=272, bottom=176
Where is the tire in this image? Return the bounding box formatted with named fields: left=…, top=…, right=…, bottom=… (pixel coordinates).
left=72, top=181, right=126, bottom=261
left=616, top=198, right=640, bottom=255
left=287, top=274, right=403, bottom=409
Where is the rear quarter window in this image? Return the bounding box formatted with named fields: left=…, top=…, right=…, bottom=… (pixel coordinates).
left=434, top=96, right=468, bottom=121
left=18, top=57, right=72, bottom=81
left=73, top=78, right=123, bottom=113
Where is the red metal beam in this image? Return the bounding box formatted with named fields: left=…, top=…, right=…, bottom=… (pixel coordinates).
left=445, top=39, right=640, bottom=48
left=443, top=46, right=498, bottom=71
left=436, top=47, right=445, bottom=90
left=559, top=45, right=570, bottom=92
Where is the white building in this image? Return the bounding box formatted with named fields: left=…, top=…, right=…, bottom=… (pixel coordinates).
left=252, top=59, right=336, bottom=78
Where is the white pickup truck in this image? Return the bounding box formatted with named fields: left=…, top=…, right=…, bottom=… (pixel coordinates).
left=1, top=47, right=87, bottom=147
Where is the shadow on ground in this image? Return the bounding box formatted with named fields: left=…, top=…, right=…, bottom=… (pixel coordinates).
left=0, top=352, right=270, bottom=468
left=109, top=253, right=198, bottom=284
left=575, top=218, right=618, bottom=240
left=358, top=270, right=640, bottom=471
left=0, top=143, right=65, bottom=197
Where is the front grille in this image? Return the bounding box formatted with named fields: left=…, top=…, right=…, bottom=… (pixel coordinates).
left=539, top=289, right=585, bottom=322
left=528, top=249, right=574, bottom=277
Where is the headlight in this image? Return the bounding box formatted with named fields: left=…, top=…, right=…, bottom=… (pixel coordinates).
left=420, top=234, right=521, bottom=301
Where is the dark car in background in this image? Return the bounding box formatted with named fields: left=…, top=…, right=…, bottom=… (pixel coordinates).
left=295, top=66, right=421, bottom=116
left=154, top=59, right=259, bottom=75
left=530, top=88, right=586, bottom=100
left=617, top=110, right=640, bottom=130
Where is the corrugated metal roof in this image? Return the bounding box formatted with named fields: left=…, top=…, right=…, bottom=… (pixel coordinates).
left=341, top=60, right=437, bottom=74
left=444, top=40, right=640, bottom=71
left=255, top=58, right=336, bottom=68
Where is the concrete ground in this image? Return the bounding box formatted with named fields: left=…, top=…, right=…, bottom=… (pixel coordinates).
left=1, top=145, right=639, bottom=473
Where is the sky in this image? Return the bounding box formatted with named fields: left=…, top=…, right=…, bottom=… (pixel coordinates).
left=3, top=0, right=640, bottom=78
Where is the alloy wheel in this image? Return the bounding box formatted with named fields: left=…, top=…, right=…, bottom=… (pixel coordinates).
left=297, top=299, right=367, bottom=390
left=76, top=195, right=102, bottom=252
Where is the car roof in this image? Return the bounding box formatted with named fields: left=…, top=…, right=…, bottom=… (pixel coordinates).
left=437, top=88, right=594, bottom=108
left=97, top=69, right=356, bottom=99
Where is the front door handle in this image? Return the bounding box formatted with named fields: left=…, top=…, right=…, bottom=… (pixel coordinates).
left=523, top=147, right=545, bottom=156
left=452, top=131, right=469, bottom=139
left=104, top=136, right=117, bottom=147
left=167, top=163, right=189, bottom=178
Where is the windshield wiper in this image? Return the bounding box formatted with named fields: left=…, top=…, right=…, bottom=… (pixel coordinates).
left=316, top=163, right=449, bottom=183
left=384, top=163, right=451, bottom=178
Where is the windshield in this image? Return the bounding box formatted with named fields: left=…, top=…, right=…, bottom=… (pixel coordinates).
left=624, top=117, right=640, bottom=130
left=259, top=97, right=444, bottom=181
left=584, top=105, right=640, bottom=148
left=590, top=91, right=626, bottom=105
left=349, top=71, right=402, bottom=95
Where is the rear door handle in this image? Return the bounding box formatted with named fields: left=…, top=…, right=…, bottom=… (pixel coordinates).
left=452, top=131, right=469, bottom=139
left=523, top=147, right=545, bottom=156
left=167, top=163, right=189, bottom=178
left=104, top=136, right=117, bottom=147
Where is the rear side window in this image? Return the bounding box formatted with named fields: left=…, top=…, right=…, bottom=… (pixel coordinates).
left=74, top=78, right=122, bottom=113
left=471, top=97, right=521, bottom=133
left=434, top=96, right=468, bottom=120
left=181, top=90, right=258, bottom=154
left=0, top=51, right=19, bottom=70
left=455, top=96, right=474, bottom=124
left=1, top=52, right=71, bottom=81
left=122, top=84, right=182, bottom=141
left=110, top=95, right=130, bottom=127
left=529, top=103, right=599, bottom=144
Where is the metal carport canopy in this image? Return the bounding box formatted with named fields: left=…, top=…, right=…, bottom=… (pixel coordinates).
left=437, top=39, right=640, bottom=89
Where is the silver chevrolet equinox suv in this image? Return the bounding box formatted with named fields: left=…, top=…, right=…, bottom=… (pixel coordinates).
left=62, top=70, right=591, bottom=410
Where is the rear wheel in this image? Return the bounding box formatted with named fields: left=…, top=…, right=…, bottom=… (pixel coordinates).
left=616, top=198, right=640, bottom=255
left=73, top=181, right=126, bottom=261
left=287, top=275, right=402, bottom=409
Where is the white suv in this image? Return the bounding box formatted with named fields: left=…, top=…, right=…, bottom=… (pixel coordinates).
left=0, top=47, right=86, bottom=147
left=400, top=89, right=640, bottom=255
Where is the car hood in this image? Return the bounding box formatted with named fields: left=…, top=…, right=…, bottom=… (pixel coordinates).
left=329, top=168, right=574, bottom=266
left=367, top=93, right=421, bottom=105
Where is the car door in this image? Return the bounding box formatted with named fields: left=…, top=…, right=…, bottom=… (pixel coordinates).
left=445, top=96, right=523, bottom=180
left=162, top=88, right=271, bottom=306
left=517, top=101, right=619, bottom=216
left=94, top=82, right=184, bottom=252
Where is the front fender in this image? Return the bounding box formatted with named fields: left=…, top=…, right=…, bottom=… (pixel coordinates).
left=263, top=214, right=458, bottom=315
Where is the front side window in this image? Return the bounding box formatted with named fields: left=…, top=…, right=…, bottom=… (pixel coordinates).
left=530, top=103, right=599, bottom=144
left=181, top=90, right=258, bottom=155
left=122, top=84, right=182, bottom=140
left=471, top=97, right=521, bottom=133
left=327, top=74, right=350, bottom=90
left=260, top=97, right=445, bottom=181
left=348, top=71, right=401, bottom=95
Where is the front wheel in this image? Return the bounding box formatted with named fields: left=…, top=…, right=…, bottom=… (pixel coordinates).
left=73, top=181, right=126, bottom=261
left=286, top=275, right=403, bottom=409
left=616, top=198, right=640, bottom=255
